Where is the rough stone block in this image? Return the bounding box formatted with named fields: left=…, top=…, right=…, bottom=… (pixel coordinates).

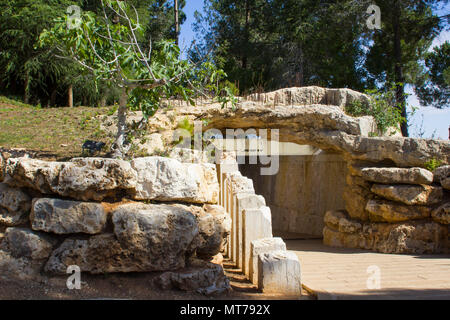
left=371, top=184, right=444, bottom=206
left=250, top=237, right=286, bottom=285
left=257, top=250, right=301, bottom=295
left=31, top=198, right=107, bottom=234
left=5, top=157, right=137, bottom=201
left=361, top=167, right=433, bottom=185
left=432, top=202, right=450, bottom=225
left=0, top=183, right=31, bottom=226
left=131, top=157, right=219, bottom=204
left=366, top=199, right=431, bottom=222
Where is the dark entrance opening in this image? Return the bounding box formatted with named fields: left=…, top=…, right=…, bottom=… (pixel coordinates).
left=238, top=143, right=348, bottom=240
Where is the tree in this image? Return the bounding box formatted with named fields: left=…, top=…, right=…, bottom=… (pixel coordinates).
left=40, top=0, right=233, bottom=158
left=193, top=0, right=372, bottom=93
left=0, top=0, right=78, bottom=105
left=364, top=0, right=446, bottom=136
left=145, top=0, right=186, bottom=45
left=415, top=41, right=450, bottom=108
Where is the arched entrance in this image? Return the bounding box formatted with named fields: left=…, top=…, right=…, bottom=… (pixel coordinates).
left=238, top=143, right=347, bottom=239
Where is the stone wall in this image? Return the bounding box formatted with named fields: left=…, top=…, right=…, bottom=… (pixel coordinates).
left=324, top=164, right=450, bottom=254
left=0, top=154, right=231, bottom=294
left=239, top=152, right=347, bottom=237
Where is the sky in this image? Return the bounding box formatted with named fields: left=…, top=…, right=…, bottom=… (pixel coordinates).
left=179, top=1, right=450, bottom=139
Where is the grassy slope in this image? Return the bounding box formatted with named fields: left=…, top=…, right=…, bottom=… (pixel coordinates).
left=0, top=96, right=112, bottom=160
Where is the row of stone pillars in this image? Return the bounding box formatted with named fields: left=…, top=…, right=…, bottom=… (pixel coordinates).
left=216, top=156, right=302, bottom=295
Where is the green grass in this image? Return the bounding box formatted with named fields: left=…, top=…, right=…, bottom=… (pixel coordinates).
left=0, top=96, right=112, bottom=160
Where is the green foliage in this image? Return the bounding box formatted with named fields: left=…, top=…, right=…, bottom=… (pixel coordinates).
left=0, top=0, right=78, bottom=105
left=39, top=0, right=235, bottom=119
left=415, top=41, right=450, bottom=108
left=145, top=0, right=187, bottom=44
left=177, top=117, right=194, bottom=135
left=193, top=0, right=373, bottom=93
left=345, top=85, right=406, bottom=136
left=424, top=158, right=443, bottom=172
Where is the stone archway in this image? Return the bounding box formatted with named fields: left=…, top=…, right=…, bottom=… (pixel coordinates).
left=180, top=86, right=450, bottom=254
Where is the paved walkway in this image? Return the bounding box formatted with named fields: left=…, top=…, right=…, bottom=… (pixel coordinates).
left=286, top=239, right=450, bottom=300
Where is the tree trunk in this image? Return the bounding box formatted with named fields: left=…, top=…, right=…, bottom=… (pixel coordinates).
left=50, top=88, right=57, bottom=107
left=24, top=73, right=30, bottom=104
left=174, top=0, right=179, bottom=46
left=111, top=89, right=129, bottom=159
left=242, top=0, right=250, bottom=69
left=393, top=1, right=408, bottom=137
left=68, top=84, right=73, bottom=108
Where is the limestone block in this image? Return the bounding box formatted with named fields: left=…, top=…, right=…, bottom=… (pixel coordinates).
left=0, top=227, right=58, bottom=280
left=242, top=206, right=273, bottom=277
left=363, top=221, right=448, bottom=254
left=250, top=237, right=286, bottom=285
left=4, top=158, right=62, bottom=194
left=155, top=258, right=230, bottom=295
left=324, top=210, right=346, bottom=230
left=45, top=234, right=131, bottom=274
left=111, top=203, right=199, bottom=270
left=366, top=199, right=431, bottom=222
left=131, top=157, right=219, bottom=204
left=325, top=135, right=449, bottom=168
left=192, top=204, right=231, bottom=259
left=324, top=221, right=447, bottom=254
left=30, top=198, right=108, bottom=234
left=433, top=165, right=450, bottom=183
left=5, top=157, right=137, bottom=201
left=45, top=203, right=202, bottom=275
left=236, top=193, right=266, bottom=269
left=224, top=172, right=255, bottom=264
left=432, top=202, right=450, bottom=225
left=323, top=226, right=362, bottom=249
left=257, top=250, right=301, bottom=296
left=343, top=175, right=372, bottom=221
left=324, top=210, right=363, bottom=234
left=361, top=167, right=433, bottom=185
left=371, top=184, right=443, bottom=206
left=50, top=157, right=138, bottom=201
left=2, top=227, right=58, bottom=260
left=0, top=183, right=31, bottom=226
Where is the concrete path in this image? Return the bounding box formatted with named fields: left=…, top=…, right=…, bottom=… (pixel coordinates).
left=286, top=239, right=450, bottom=300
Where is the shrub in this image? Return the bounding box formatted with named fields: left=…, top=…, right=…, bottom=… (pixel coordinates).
left=345, top=85, right=406, bottom=136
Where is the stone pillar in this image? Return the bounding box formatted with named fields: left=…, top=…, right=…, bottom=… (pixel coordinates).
left=236, top=193, right=266, bottom=270
left=242, top=206, right=273, bottom=277
left=257, top=250, right=302, bottom=296
left=223, top=172, right=255, bottom=265
left=250, top=237, right=286, bottom=285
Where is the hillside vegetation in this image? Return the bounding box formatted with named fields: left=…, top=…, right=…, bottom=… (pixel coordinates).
left=0, top=96, right=111, bottom=160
